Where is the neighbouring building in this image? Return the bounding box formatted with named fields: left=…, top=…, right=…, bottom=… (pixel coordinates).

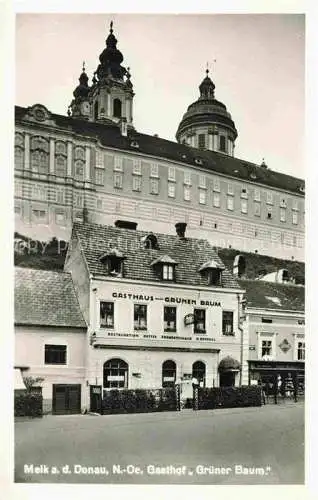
left=64, top=220, right=248, bottom=405
left=14, top=22, right=305, bottom=261
left=14, top=267, right=87, bottom=414
left=239, top=278, right=305, bottom=394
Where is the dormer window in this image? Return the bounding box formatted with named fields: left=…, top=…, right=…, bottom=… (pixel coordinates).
left=141, top=233, right=159, bottom=250
left=163, top=264, right=174, bottom=281
left=130, top=140, right=139, bottom=149
left=151, top=255, right=178, bottom=281
left=195, top=158, right=203, bottom=165
left=99, top=248, right=126, bottom=277
left=199, top=260, right=225, bottom=286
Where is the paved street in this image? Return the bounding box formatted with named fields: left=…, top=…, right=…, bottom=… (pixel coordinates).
left=15, top=402, right=304, bottom=485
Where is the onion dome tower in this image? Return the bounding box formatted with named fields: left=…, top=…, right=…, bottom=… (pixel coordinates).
left=68, top=63, right=91, bottom=119
left=89, top=21, right=134, bottom=128
left=176, top=69, right=238, bottom=156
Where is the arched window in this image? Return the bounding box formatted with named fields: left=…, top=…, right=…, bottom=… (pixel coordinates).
left=55, top=155, right=67, bottom=177
left=39, top=151, right=49, bottom=173
left=31, top=151, right=40, bottom=172
left=94, top=101, right=99, bottom=121
left=162, top=360, right=176, bottom=388
left=192, top=361, right=206, bottom=387
left=15, top=147, right=24, bottom=170
left=113, top=98, right=122, bottom=118
left=103, top=358, right=128, bottom=389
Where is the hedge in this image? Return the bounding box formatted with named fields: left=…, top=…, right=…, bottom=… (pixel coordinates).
left=14, top=390, right=43, bottom=417
left=197, top=385, right=262, bottom=410
left=102, top=388, right=179, bottom=414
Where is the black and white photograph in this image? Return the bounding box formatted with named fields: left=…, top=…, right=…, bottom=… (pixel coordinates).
left=11, top=9, right=308, bottom=491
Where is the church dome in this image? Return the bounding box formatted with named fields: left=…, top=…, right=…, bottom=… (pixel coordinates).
left=73, top=65, right=90, bottom=100
left=96, top=22, right=126, bottom=80
left=176, top=69, right=238, bottom=155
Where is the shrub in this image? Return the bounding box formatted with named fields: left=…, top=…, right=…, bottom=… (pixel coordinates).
left=14, top=390, right=43, bottom=417
left=198, top=386, right=262, bottom=410
left=101, top=388, right=178, bottom=414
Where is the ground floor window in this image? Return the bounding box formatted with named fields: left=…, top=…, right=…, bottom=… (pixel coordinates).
left=297, top=342, right=305, bottom=361
left=162, top=360, right=176, bottom=388
left=103, top=358, right=128, bottom=389
left=192, top=361, right=206, bottom=387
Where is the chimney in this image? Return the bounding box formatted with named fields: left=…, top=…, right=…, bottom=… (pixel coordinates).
left=115, top=220, right=138, bottom=230
left=175, top=222, right=187, bottom=238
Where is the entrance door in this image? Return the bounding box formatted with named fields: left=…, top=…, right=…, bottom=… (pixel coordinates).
left=52, top=384, right=81, bottom=415
left=90, top=385, right=102, bottom=413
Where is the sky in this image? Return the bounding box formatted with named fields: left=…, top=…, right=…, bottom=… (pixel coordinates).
left=15, top=13, right=305, bottom=178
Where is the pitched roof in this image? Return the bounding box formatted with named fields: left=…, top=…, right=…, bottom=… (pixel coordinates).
left=71, top=221, right=241, bottom=289
left=238, top=279, right=304, bottom=312
left=15, top=106, right=304, bottom=195
left=15, top=267, right=86, bottom=328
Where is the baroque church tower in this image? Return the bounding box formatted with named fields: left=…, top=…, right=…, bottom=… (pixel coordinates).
left=69, top=22, right=134, bottom=133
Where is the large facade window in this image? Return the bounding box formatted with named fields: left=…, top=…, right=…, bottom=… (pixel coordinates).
left=241, top=199, right=248, bottom=214
left=45, top=345, right=67, bottom=365
left=194, top=309, right=206, bottom=334
left=132, top=176, right=142, bottom=192
left=114, top=173, right=123, bottom=189
left=261, top=340, right=272, bottom=357
left=95, top=169, right=104, bottom=185
left=150, top=179, right=159, bottom=194
left=292, top=212, right=298, bottom=225
left=297, top=342, right=305, bottom=361
left=254, top=189, right=261, bottom=201
left=164, top=307, right=177, bottom=332
left=134, top=304, right=147, bottom=330
left=213, top=193, right=220, bottom=208
left=162, top=360, right=176, bottom=387
left=100, top=302, right=114, bottom=328
left=213, top=179, right=220, bottom=192
left=184, top=186, right=191, bottom=201
left=222, top=311, right=234, bottom=335
left=103, top=358, right=128, bottom=389
left=184, top=171, right=191, bottom=185
left=74, top=160, right=84, bottom=180
left=133, top=159, right=141, bottom=175
left=15, top=147, right=24, bottom=170
left=280, top=208, right=286, bottom=222
left=199, top=190, right=206, bottom=205
left=168, top=183, right=176, bottom=198
left=168, top=166, right=176, bottom=181
left=150, top=163, right=159, bottom=177
left=192, top=361, right=206, bottom=387
left=254, top=202, right=261, bottom=217
left=227, top=197, right=234, bottom=211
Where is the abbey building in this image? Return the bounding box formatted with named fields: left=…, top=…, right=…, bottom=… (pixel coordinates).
left=14, top=23, right=305, bottom=261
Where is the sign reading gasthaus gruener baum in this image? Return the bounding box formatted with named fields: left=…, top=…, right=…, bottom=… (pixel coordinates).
left=112, top=292, right=221, bottom=306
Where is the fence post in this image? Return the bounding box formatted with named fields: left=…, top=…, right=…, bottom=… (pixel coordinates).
left=193, top=386, right=199, bottom=411
left=175, top=384, right=181, bottom=411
